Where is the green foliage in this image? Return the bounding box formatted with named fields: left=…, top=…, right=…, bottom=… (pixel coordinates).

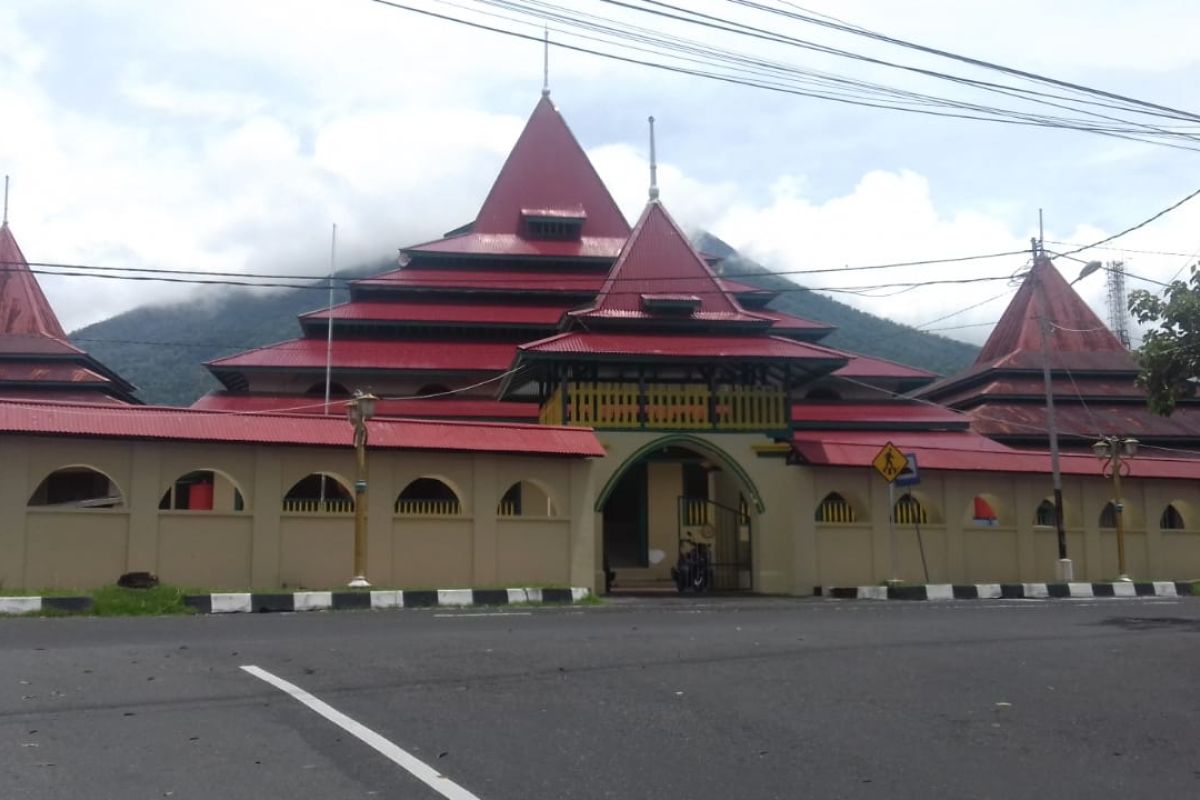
left=697, top=233, right=979, bottom=377
left=1130, top=264, right=1200, bottom=416
left=90, top=585, right=195, bottom=616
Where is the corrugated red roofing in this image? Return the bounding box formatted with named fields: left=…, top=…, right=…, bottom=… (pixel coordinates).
left=975, top=256, right=1133, bottom=371
left=520, top=331, right=849, bottom=362
left=574, top=202, right=763, bottom=324
left=406, top=96, right=629, bottom=258
left=963, top=402, right=1200, bottom=441
left=353, top=267, right=605, bottom=294
left=750, top=308, right=834, bottom=333
left=791, top=401, right=967, bottom=427
left=0, top=223, right=67, bottom=339
left=833, top=351, right=937, bottom=380
left=301, top=301, right=570, bottom=326
left=0, top=399, right=603, bottom=456
left=473, top=95, right=629, bottom=239
left=406, top=234, right=626, bottom=260
left=791, top=429, right=1200, bottom=479
left=192, top=392, right=540, bottom=420
left=208, top=338, right=517, bottom=372
left=0, top=363, right=108, bottom=383
left=0, top=389, right=129, bottom=404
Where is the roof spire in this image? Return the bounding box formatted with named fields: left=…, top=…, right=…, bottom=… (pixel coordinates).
left=3, top=175, right=8, bottom=226
left=542, top=27, right=551, bottom=97
left=648, top=116, right=659, bottom=201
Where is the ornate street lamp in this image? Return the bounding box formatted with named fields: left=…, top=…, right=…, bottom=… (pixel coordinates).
left=346, top=390, right=379, bottom=588
left=1092, top=435, right=1138, bottom=582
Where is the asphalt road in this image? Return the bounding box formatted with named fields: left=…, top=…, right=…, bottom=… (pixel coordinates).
left=3, top=596, right=1199, bottom=799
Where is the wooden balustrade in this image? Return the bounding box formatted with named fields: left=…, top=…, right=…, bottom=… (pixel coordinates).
left=538, top=382, right=787, bottom=431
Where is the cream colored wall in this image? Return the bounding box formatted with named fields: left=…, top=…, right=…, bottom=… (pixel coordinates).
left=806, top=466, right=1200, bottom=587
left=0, top=434, right=596, bottom=592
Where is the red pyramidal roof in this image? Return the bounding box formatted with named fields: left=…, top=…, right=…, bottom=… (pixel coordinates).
left=407, top=96, right=630, bottom=259
left=974, top=255, right=1132, bottom=372
left=574, top=201, right=766, bottom=324
left=0, top=223, right=67, bottom=339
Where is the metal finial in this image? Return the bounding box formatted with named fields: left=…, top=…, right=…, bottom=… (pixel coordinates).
left=2, top=175, right=8, bottom=226
left=648, top=116, right=659, bottom=201
left=542, top=27, right=550, bottom=97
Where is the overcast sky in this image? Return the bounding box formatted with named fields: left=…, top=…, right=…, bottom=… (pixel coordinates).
left=3, top=0, right=1200, bottom=345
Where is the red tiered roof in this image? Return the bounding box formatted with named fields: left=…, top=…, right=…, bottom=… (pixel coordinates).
left=0, top=224, right=138, bottom=404
left=0, top=399, right=603, bottom=456
left=0, top=224, right=67, bottom=339
left=301, top=301, right=571, bottom=327
left=406, top=96, right=629, bottom=260
left=519, top=331, right=847, bottom=362
left=974, top=255, right=1133, bottom=372
left=208, top=338, right=517, bottom=372
left=833, top=351, right=936, bottom=381
left=573, top=202, right=767, bottom=325
left=352, top=267, right=605, bottom=295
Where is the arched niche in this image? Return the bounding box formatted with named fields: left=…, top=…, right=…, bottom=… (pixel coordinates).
left=497, top=480, right=559, bottom=518
left=283, top=472, right=354, bottom=514
left=969, top=493, right=1002, bottom=526
left=814, top=491, right=858, bottom=523
left=159, top=469, right=246, bottom=512
left=893, top=492, right=935, bottom=526
left=28, top=465, right=124, bottom=509
left=1160, top=503, right=1186, bottom=530
left=396, top=477, right=462, bottom=516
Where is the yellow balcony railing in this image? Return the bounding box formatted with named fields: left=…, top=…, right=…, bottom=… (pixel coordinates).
left=539, top=382, right=787, bottom=431
left=395, top=499, right=461, bottom=516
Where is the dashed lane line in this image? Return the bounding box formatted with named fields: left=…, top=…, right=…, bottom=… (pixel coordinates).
left=241, top=664, right=483, bottom=800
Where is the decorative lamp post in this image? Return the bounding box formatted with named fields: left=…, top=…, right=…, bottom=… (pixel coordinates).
left=1092, top=435, right=1138, bottom=582
left=346, top=390, right=378, bottom=588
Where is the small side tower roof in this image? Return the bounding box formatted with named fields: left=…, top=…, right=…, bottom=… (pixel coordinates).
left=0, top=223, right=67, bottom=339
left=974, top=255, right=1131, bottom=372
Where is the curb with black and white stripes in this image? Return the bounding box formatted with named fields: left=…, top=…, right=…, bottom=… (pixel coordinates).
left=0, top=587, right=591, bottom=615
left=817, top=581, right=1196, bottom=601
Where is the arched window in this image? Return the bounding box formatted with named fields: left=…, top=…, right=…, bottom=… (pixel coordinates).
left=497, top=481, right=557, bottom=517
left=396, top=477, right=461, bottom=516
left=159, top=470, right=245, bottom=512
left=1035, top=499, right=1057, bottom=527
left=1161, top=503, right=1186, bottom=530
left=417, top=384, right=450, bottom=398
left=28, top=466, right=123, bottom=508
left=1099, top=501, right=1119, bottom=529
left=972, top=495, right=998, bottom=526
left=815, top=491, right=856, bottom=523
left=893, top=494, right=928, bottom=526
left=283, top=473, right=354, bottom=514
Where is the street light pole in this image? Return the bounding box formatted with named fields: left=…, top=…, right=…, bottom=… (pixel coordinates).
left=346, top=390, right=378, bottom=589
left=1093, top=435, right=1138, bottom=582
left=1033, top=243, right=1072, bottom=581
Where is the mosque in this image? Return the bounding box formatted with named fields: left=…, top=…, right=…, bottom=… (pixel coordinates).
left=1, top=88, right=1198, bottom=593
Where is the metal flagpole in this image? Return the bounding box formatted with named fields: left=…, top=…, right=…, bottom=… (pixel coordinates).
left=320, top=223, right=337, bottom=507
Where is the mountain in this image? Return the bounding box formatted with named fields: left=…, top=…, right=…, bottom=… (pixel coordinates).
left=69, top=245, right=978, bottom=406
left=696, top=232, right=979, bottom=377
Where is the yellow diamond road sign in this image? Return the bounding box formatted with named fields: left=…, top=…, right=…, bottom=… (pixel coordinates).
left=872, top=441, right=909, bottom=483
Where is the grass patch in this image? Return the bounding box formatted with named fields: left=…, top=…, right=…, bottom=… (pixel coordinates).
left=90, top=585, right=195, bottom=617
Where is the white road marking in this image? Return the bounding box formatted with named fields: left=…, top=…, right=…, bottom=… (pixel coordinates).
left=240, top=665, right=483, bottom=800
left=434, top=612, right=533, bottom=618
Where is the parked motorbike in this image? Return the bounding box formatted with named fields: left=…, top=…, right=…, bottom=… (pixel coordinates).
left=671, top=534, right=712, bottom=593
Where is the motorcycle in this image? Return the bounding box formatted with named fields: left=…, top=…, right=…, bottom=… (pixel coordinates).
left=671, top=534, right=712, bottom=593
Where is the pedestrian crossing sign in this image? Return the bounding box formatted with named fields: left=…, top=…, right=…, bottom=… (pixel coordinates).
left=871, top=441, right=908, bottom=483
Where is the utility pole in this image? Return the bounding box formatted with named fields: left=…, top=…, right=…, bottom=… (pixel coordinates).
left=1033, top=227, right=1072, bottom=581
